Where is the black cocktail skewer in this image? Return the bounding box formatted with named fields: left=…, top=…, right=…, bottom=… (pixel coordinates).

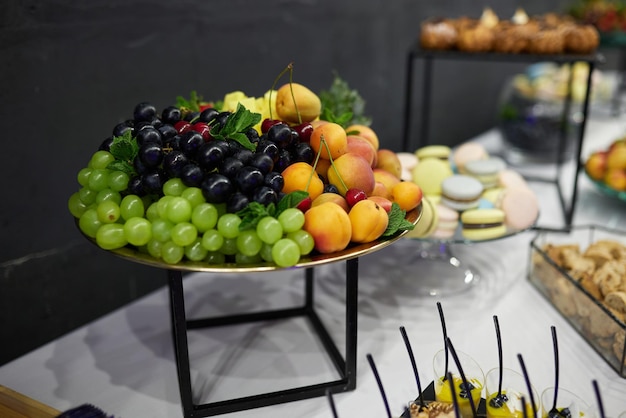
left=550, top=326, right=560, bottom=416
left=447, top=371, right=461, bottom=418
left=521, top=396, right=529, bottom=418
left=437, top=302, right=449, bottom=380
left=494, top=315, right=504, bottom=398
left=326, top=388, right=339, bottom=418
left=400, top=325, right=426, bottom=408
left=517, top=353, right=538, bottom=418
left=446, top=337, right=478, bottom=418
left=592, top=380, right=606, bottom=418
left=367, top=353, right=392, bottom=418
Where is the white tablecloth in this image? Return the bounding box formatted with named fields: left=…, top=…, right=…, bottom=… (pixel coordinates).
left=2, top=115, right=626, bottom=418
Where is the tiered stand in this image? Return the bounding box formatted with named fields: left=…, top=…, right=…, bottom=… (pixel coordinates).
left=83, top=206, right=421, bottom=417
left=401, top=45, right=603, bottom=226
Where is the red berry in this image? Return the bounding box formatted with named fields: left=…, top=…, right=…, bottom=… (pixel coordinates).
left=296, top=196, right=312, bottom=212
left=345, top=188, right=367, bottom=207
left=192, top=122, right=211, bottom=141
left=199, top=103, right=213, bottom=112
left=293, top=122, right=314, bottom=143
left=261, top=118, right=284, bottom=134
left=174, top=120, right=192, bottom=134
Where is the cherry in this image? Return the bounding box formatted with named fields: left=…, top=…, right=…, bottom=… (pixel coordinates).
left=174, top=120, right=192, bottom=134
left=261, top=118, right=284, bottom=134
left=345, top=188, right=367, bottom=207
left=191, top=122, right=211, bottom=141
left=293, top=122, right=314, bottom=143
left=296, top=196, right=312, bottom=212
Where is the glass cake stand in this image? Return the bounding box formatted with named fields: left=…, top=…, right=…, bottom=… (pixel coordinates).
left=373, top=212, right=539, bottom=301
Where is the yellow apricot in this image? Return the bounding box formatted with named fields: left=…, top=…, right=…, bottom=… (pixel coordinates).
left=303, top=202, right=352, bottom=253
left=275, top=83, right=321, bottom=124
left=348, top=199, right=389, bottom=243
left=391, top=181, right=423, bottom=212
left=281, top=162, right=324, bottom=200
left=310, top=122, right=348, bottom=160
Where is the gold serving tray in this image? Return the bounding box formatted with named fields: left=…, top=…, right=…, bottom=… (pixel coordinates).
left=81, top=203, right=422, bottom=273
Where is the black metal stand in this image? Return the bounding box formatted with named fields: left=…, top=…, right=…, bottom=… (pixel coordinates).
left=401, top=46, right=603, bottom=226
left=167, top=258, right=359, bottom=417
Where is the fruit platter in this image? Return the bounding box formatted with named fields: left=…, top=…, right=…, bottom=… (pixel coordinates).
left=583, top=135, right=626, bottom=202
left=67, top=65, right=423, bottom=271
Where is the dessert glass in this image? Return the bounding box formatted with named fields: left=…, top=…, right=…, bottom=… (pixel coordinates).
left=433, top=349, right=485, bottom=418
left=485, top=367, right=539, bottom=418
left=540, top=387, right=593, bottom=418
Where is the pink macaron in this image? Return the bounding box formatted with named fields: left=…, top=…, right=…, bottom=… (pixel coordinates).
left=432, top=204, right=459, bottom=239
left=453, top=142, right=489, bottom=174
left=497, top=186, right=539, bottom=230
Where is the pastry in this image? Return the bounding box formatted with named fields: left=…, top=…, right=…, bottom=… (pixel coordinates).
left=409, top=401, right=456, bottom=418
left=457, top=8, right=498, bottom=52
left=415, top=145, right=451, bottom=161
left=411, top=157, right=453, bottom=196
left=420, top=18, right=458, bottom=50
left=452, top=141, right=489, bottom=174
left=493, top=8, right=538, bottom=54
left=431, top=203, right=459, bottom=239
left=461, top=208, right=507, bottom=241
left=464, top=157, right=506, bottom=189
left=527, top=25, right=565, bottom=55
left=440, top=174, right=483, bottom=211
left=564, top=23, right=599, bottom=54
left=496, top=186, right=539, bottom=230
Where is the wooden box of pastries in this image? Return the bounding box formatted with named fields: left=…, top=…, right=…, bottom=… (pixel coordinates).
left=529, top=225, right=626, bottom=377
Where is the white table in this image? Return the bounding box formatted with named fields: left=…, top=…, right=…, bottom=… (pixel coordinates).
left=2, top=115, right=626, bottom=418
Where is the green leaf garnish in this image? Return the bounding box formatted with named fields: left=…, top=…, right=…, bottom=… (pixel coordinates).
left=276, top=190, right=309, bottom=216
left=176, top=90, right=203, bottom=113
left=319, top=72, right=372, bottom=128
left=382, top=202, right=415, bottom=237
left=107, top=130, right=139, bottom=175
left=210, top=103, right=261, bottom=151
left=237, top=201, right=276, bottom=230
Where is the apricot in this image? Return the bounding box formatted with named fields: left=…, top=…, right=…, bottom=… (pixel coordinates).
left=346, top=135, right=377, bottom=167
left=607, top=141, right=626, bottom=170
left=604, top=168, right=626, bottom=191
left=391, top=181, right=423, bottom=212
left=375, top=149, right=403, bottom=178
left=326, top=153, right=376, bottom=196
left=275, top=83, right=321, bottom=124
left=310, top=122, right=348, bottom=160
left=585, top=151, right=607, bottom=181
left=370, top=181, right=392, bottom=199
left=367, top=196, right=393, bottom=213
left=312, top=192, right=350, bottom=212
left=314, top=158, right=332, bottom=179
left=345, top=124, right=379, bottom=151
left=303, top=202, right=352, bottom=253
left=348, top=199, right=389, bottom=243
left=373, top=168, right=401, bottom=193
left=281, top=162, right=324, bottom=200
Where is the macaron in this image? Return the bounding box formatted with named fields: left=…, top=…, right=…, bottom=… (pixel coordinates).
left=412, top=158, right=453, bottom=196
left=482, top=187, right=505, bottom=206
left=461, top=208, right=507, bottom=241
left=464, top=157, right=507, bottom=189
left=440, top=175, right=484, bottom=211
left=416, top=145, right=451, bottom=161
left=498, top=169, right=529, bottom=191
left=432, top=203, right=459, bottom=239
left=404, top=196, right=438, bottom=239
left=397, top=152, right=419, bottom=181
left=453, top=142, right=489, bottom=174
left=497, top=186, right=539, bottom=230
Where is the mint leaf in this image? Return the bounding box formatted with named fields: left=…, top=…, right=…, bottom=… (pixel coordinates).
left=176, top=91, right=203, bottom=113
left=210, top=103, right=261, bottom=151
left=107, top=130, right=138, bottom=175
left=319, top=72, right=372, bottom=127
left=237, top=202, right=275, bottom=230
left=276, top=191, right=309, bottom=216
left=382, top=202, right=415, bottom=237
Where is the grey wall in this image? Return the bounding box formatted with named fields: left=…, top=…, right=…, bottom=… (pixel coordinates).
left=0, top=0, right=586, bottom=365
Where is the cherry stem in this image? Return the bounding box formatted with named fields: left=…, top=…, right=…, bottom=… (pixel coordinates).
left=287, top=66, right=302, bottom=125
left=494, top=315, right=503, bottom=397
left=592, top=380, right=605, bottom=418
left=399, top=326, right=425, bottom=408
left=551, top=326, right=559, bottom=413
left=268, top=62, right=294, bottom=120
left=321, top=135, right=349, bottom=192
left=366, top=353, right=392, bottom=418
left=446, top=337, right=477, bottom=418
left=437, top=302, right=449, bottom=380
left=447, top=371, right=461, bottom=418
left=305, top=135, right=325, bottom=193
left=517, top=353, right=538, bottom=418
left=326, top=389, right=339, bottom=418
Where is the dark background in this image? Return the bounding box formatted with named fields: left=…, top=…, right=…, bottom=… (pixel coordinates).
left=0, top=0, right=611, bottom=365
